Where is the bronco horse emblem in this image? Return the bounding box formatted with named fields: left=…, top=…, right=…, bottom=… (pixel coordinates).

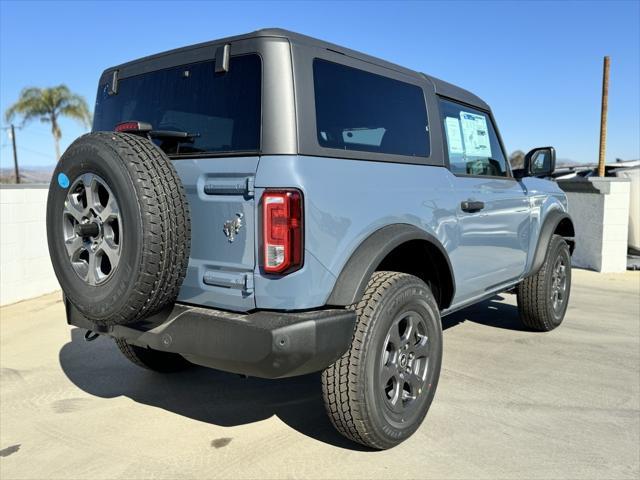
left=223, top=213, right=243, bottom=243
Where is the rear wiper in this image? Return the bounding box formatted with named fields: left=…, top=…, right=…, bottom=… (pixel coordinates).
left=149, top=129, right=200, bottom=143
left=114, top=121, right=199, bottom=143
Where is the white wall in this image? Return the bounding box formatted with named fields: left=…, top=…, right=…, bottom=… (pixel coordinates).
left=615, top=168, right=640, bottom=251
left=0, top=185, right=60, bottom=306
left=563, top=178, right=630, bottom=273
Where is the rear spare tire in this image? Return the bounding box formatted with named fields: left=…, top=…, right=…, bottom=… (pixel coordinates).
left=46, top=132, right=191, bottom=326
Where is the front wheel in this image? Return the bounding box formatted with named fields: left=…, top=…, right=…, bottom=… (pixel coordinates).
left=517, top=234, right=572, bottom=331
left=321, top=272, right=442, bottom=450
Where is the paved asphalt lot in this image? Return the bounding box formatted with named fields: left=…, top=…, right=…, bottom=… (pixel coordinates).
left=1, top=269, right=639, bottom=479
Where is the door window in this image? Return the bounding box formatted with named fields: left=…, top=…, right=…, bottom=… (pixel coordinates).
left=313, top=58, right=430, bottom=157
left=439, top=98, right=508, bottom=177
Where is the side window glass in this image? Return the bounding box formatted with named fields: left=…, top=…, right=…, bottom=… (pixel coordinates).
left=313, top=58, right=430, bottom=157
left=439, top=99, right=508, bottom=177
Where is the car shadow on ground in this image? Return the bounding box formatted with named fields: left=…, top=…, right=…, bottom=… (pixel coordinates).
left=443, top=294, right=529, bottom=332
left=58, top=295, right=525, bottom=451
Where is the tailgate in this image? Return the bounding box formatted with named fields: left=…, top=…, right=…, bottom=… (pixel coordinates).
left=173, top=157, right=259, bottom=311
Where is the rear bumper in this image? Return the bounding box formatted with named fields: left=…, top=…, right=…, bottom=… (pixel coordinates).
left=65, top=300, right=356, bottom=379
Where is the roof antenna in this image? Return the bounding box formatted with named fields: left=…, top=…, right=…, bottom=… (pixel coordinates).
left=215, top=44, right=230, bottom=74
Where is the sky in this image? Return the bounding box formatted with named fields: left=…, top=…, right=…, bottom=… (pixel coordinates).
left=0, top=0, right=638, bottom=169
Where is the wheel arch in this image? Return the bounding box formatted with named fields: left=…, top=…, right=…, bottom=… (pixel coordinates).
left=325, top=224, right=455, bottom=309
left=526, top=209, right=575, bottom=278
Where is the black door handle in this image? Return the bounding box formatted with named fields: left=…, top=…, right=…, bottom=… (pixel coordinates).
left=461, top=200, right=485, bottom=213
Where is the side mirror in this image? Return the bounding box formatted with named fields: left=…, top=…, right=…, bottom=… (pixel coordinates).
left=515, top=147, right=556, bottom=179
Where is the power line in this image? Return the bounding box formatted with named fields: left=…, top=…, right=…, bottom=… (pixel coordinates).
left=17, top=128, right=51, bottom=139
left=17, top=145, right=55, bottom=159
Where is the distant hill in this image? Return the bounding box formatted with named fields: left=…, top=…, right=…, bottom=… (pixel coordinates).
left=556, top=159, right=585, bottom=168
left=0, top=166, right=53, bottom=184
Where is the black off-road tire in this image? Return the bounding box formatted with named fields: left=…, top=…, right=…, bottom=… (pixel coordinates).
left=115, top=339, right=192, bottom=373
left=46, top=132, right=191, bottom=326
left=321, top=272, right=443, bottom=450
left=517, top=234, right=571, bottom=331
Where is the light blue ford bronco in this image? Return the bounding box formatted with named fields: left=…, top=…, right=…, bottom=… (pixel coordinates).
left=46, top=29, right=575, bottom=449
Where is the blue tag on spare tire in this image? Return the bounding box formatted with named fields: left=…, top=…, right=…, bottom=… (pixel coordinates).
left=57, top=173, right=70, bottom=189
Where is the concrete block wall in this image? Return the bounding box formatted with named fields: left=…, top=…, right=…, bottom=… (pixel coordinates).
left=0, top=185, right=60, bottom=306
left=561, top=178, right=630, bottom=272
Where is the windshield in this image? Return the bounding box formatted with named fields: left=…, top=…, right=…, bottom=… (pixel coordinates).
left=93, top=54, right=261, bottom=156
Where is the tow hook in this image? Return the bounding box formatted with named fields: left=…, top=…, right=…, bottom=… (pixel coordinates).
left=84, top=330, right=100, bottom=342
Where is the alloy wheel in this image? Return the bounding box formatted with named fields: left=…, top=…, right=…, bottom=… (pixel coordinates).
left=379, top=311, right=430, bottom=416
left=551, top=256, right=567, bottom=313
left=62, top=173, right=122, bottom=285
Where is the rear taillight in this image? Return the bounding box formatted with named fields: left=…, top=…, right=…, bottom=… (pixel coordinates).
left=261, top=189, right=303, bottom=274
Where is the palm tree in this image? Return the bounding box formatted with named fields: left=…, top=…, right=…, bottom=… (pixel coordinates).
left=5, top=85, right=92, bottom=160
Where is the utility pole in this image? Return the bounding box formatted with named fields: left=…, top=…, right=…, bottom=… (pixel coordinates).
left=9, top=124, right=20, bottom=184
left=597, top=56, right=610, bottom=177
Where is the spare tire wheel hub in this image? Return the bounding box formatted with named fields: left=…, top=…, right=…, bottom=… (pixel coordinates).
left=62, top=173, right=121, bottom=286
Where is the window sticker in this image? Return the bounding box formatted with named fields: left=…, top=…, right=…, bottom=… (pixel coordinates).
left=459, top=111, right=491, bottom=157
left=444, top=117, right=464, bottom=154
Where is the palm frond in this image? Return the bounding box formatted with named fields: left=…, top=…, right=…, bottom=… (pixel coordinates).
left=58, top=92, right=92, bottom=128
left=4, top=84, right=93, bottom=160
left=5, top=84, right=93, bottom=128
left=4, top=87, right=49, bottom=124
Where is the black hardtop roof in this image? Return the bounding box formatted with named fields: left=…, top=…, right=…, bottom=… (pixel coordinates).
left=107, top=28, right=490, bottom=111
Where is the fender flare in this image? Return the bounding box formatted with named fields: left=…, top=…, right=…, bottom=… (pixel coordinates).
left=526, top=210, right=574, bottom=278
left=326, top=224, right=455, bottom=306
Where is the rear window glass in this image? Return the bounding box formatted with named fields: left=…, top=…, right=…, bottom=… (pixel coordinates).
left=313, top=59, right=429, bottom=157
left=93, top=54, right=261, bottom=156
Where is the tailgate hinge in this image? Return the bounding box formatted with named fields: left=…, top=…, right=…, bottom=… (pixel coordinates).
left=245, top=177, right=255, bottom=198
left=243, top=273, right=254, bottom=294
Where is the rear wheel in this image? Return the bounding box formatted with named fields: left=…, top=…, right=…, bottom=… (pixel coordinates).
left=115, top=339, right=192, bottom=373
left=517, top=234, right=572, bottom=331
left=321, top=272, right=442, bottom=450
